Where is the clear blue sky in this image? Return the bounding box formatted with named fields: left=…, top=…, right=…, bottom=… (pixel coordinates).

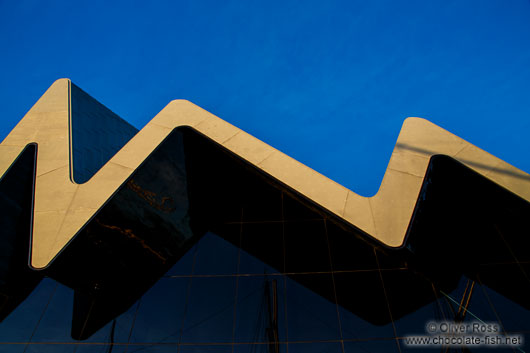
left=1, top=0, right=529, bottom=196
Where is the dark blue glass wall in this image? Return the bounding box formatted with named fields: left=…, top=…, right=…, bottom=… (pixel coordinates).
left=70, top=83, right=138, bottom=184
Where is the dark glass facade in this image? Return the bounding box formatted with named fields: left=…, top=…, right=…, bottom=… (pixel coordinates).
left=0, top=224, right=529, bottom=352
left=1, top=85, right=529, bottom=352
left=70, top=83, right=139, bottom=184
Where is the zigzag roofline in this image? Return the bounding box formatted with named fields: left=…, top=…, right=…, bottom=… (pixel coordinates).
left=1, top=79, right=529, bottom=268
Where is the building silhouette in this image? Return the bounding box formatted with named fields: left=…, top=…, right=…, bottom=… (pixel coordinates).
left=0, top=79, right=529, bottom=352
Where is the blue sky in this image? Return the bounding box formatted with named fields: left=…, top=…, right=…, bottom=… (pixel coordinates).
left=1, top=0, right=529, bottom=196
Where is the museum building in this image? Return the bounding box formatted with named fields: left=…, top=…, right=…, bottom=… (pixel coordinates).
left=0, top=79, right=529, bottom=352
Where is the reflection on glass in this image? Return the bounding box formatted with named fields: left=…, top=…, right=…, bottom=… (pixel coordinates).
left=284, top=273, right=341, bottom=342
left=335, top=270, right=395, bottom=340
left=1, top=187, right=529, bottom=353
left=128, top=278, right=189, bottom=344
left=0, top=279, right=56, bottom=343
left=180, top=277, right=236, bottom=344
left=234, top=275, right=286, bottom=344
left=192, top=233, right=239, bottom=276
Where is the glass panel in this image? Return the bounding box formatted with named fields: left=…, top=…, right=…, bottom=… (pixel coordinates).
left=373, top=248, right=408, bottom=270
left=164, top=243, right=198, bottom=277
left=343, top=339, right=399, bottom=353
left=30, top=281, right=136, bottom=345
left=284, top=220, right=330, bottom=274
left=0, top=278, right=56, bottom=343
left=334, top=271, right=394, bottom=340
left=28, top=284, right=74, bottom=343
left=233, top=343, right=286, bottom=353
left=22, top=344, right=77, bottom=353
left=180, top=277, right=236, bottom=344
left=192, top=233, right=239, bottom=276
left=240, top=184, right=282, bottom=223
left=380, top=269, right=442, bottom=338
left=282, top=193, right=323, bottom=222
left=326, top=221, right=378, bottom=272
left=179, top=344, right=232, bottom=353
left=123, top=344, right=179, bottom=353
left=234, top=275, right=286, bottom=344
left=477, top=265, right=530, bottom=334
left=239, top=222, right=284, bottom=275
left=74, top=343, right=128, bottom=353
left=284, top=274, right=341, bottom=341
left=437, top=276, right=502, bottom=324
left=70, top=83, right=138, bottom=184
left=128, top=277, right=190, bottom=344
left=0, top=344, right=25, bottom=353
left=288, top=341, right=342, bottom=353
